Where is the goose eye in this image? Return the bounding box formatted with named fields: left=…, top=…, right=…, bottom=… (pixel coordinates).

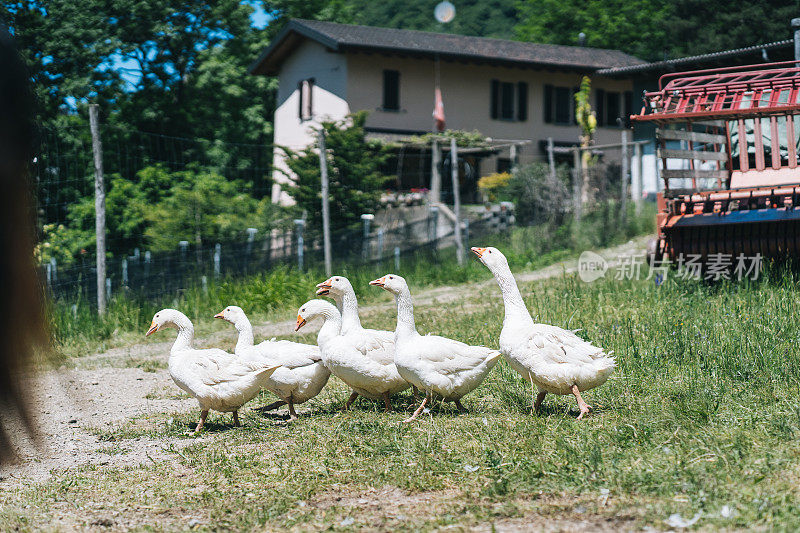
left=334, top=277, right=339, bottom=281
left=389, top=276, right=394, bottom=279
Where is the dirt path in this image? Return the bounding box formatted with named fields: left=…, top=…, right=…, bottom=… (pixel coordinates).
left=1, top=237, right=648, bottom=484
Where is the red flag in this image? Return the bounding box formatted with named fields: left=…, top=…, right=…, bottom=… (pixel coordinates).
left=433, top=87, right=445, bottom=132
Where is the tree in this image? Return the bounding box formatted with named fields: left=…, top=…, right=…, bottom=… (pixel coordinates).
left=574, top=76, right=596, bottom=209
left=514, top=0, right=671, bottom=61
left=282, top=112, right=390, bottom=233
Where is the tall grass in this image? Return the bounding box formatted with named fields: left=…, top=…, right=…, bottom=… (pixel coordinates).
left=48, top=202, right=656, bottom=358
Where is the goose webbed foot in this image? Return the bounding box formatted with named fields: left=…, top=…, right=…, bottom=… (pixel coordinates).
left=232, top=410, right=241, bottom=427
left=571, top=385, right=592, bottom=420
left=193, top=409, right=209, bottom=434
left=402, top=397, right=428, bottom=424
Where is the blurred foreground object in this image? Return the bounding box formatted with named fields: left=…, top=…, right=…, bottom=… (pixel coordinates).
left=0, top=24, right=49, bottom=464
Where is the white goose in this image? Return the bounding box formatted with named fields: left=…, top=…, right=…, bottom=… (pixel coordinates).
left=369, top=275, right=502, bottom=423
left=315, top=275, right=408, bottom=408
left=472, top=246, right=615, bottom=419
left=213, top=306, right=330, bottom=421
left=146, top=309, right=280, bottom=432
left=295, top=300, right=407, bottom=411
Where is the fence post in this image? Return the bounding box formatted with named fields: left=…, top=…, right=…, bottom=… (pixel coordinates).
left=144, top=251, right=151, bottom=278
left=89, top=104, right=107, bottom=315
left=394, top=246, right=400, bottom=271
left=49, top=258, right=57, bottom=283
left=450, top=137, right=464, bottom=266
left=105, top=277, right=111, bottom=302
left=246, top=227, right=258, bottom=272
left=430, top=139, right=441, bottom=204
left=572, top=147, right=582, bottom=222
left=547, top=137, right=556, bottom=182
left=294, top=219, right=305, bottom=271
left=122, top=258, right=128, bottom=289
left=214, top=243, right=221, bottom=278
left=428, top=205, right=439, bottom=242
left=361, top=214, right=374, bottom=261
left=318, top=129, right=332, bottom=277
left=377, top=227, right=384, bottom=258
left=634, top=141, right=644, bottom=214
left=621, top=129, right=629, bottom=225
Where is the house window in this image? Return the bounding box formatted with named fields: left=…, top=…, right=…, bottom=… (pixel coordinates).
left=543, top=85, right=573, bottom=125
left=383, top=70, right=400, bottom=111
left=596, top=90, right=629, bottom=127
left=491, top=80, right=528, bottom=122
left=298, top=78, right=314, bottom=120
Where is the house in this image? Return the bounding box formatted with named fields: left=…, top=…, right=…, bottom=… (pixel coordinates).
left=249, top=19, right=647, bottom=204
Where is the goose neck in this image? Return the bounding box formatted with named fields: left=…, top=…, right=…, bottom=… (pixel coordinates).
left=337, top=289, right=362, bottom=334
left=233, top=316, right=255, bottom=353
left=316, top=309, right=342, bottom=348
left=493, top=264, right=534, bottom=327
left=394, top=288, right=417, bottom=338
left=170, top=315, right=195, bottom=352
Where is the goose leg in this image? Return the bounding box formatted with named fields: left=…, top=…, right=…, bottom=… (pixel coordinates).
left=383, top=392, right=392, bottom=413
left=571, top=385, right=592, bottom=420
left=194, top=410, right=209, bottom=434
left=258, top=400, right=287, bottom=412
left=288, top=401, right=299, bottom=421
left=402, top=397, right=428, bottom=424
left=454, top=399, right=468, bottom=414
left=343, top=391, right=359, bottom=411
left=412, top=386, right=421, bottom=402
left=533, top=391, right=547, bottom=412
left=233, top=411, right=241, bottom=427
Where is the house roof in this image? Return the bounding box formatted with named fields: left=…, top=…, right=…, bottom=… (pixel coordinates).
left=249, top=19, right=645, bottom=76
left=598, top=39, right=794, bottom=77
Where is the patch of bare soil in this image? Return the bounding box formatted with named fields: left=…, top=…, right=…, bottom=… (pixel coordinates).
left=290, top=487, right=644, bottom=532
left=0, top=366, right=195, bottom=484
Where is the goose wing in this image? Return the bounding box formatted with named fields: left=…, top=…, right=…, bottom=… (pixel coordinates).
left=188, top=348, right=278, bottom=386
left=251, top=339, right=322, bottom=368
left=347, top=327, right=394, bottom=366
left=417, top=335, right=498, bottom=376
left=523, top=324, right=609, bottom=367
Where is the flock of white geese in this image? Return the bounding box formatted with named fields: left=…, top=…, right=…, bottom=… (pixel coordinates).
left=146, top=246, right=616, bottom=433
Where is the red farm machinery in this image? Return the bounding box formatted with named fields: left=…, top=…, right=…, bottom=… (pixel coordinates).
left=633, top=60, right=800, bottom=262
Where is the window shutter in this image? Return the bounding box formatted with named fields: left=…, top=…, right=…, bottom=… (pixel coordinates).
left=383, top=70, right=400, bottom=110
left=544, top=84, right=553, bottom=124
left=297, top=81, right=303, bottom=119
left=490, top=80, right=499, bottom=119
left=307, top=78, right=315, bottom=119
left=624, top=91, right=633, bottom=127
left=595, top=88, right=606, bottom=127
left=517, top=82, right=528, bottom=121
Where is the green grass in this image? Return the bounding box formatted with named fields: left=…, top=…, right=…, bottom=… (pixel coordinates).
left=7, top=235, right=800, bottom=529
left=48, top=202, right=656, bottom=360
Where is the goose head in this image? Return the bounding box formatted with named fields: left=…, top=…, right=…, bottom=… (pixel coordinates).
left=146, top=309, right=187, bottom=336
left=369, top=274, right=407, bottom=295
left=315, top=275, right=352, bottom=297
left=471, top=246, right=508, bottom=271
left=295, top=299, right=337, bottom=331
left=213, top=305, right=246, bottom=324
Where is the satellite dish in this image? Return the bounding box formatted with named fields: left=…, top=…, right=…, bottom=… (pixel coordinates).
left=434, top=1, right=456, bottom=24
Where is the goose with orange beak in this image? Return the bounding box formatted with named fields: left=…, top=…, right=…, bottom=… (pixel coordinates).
left=471, top=246, right=615, bottom=420
left=212, top=306, right=329, bottom=421
left=370, top=274, right=502, bottom=423
left=146, top=309, right=281, bottom=433
left=295, top=299, right=406, bottom=412
left=315, top=275, right=407, bottom=409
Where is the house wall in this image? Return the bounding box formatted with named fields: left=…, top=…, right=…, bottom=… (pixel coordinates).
left=345, top=53, right=635, bottom=166
left=271, top=40, right=350, bottom=204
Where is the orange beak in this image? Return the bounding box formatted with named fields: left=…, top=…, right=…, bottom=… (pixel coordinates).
left=213, top=311, right=224, bottom=319
left=145, top=321, right=158, bottom=337
left=369, top=276, right=386, bottom=287
left=315, top=278, right=333, bottom=295
left=295, top=314, right=307, bottom=332
left=471, top=247, right=487, bottom=258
